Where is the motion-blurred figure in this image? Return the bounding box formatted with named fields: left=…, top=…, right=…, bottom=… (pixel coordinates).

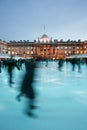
left=6, top=58, right=20, bottom=87
left=16, top=59, right=37, bottom=117
left=70, top=58, right=81, bottom=72
left=70, top=58, right=76, bottom=71
left=58, top=59, right=64, bottom=71
left=0, top=60, right=2, bottom=73
left=45, top=59, right=48, bottom=67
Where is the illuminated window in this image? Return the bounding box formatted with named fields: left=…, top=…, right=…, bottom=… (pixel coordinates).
left=57, top=47, right=59, bottom=49
left=27, top=51, right=30, bottom=54
left=80, top=51, right=83, bottom=54
left=44, top=39, right=46, bottom=43
left=12, top=51, right=14, bottom=54
left=31, top=51, right=33, bottom=54
left=65, top=51, right=67, bottom=54
left=69, top=47, right=71, bottom=49
left=69, top=51, right=71, bottom=54
left=8, top=51, right=10, bottom=54
left=65, top=46, right=67, bottom=49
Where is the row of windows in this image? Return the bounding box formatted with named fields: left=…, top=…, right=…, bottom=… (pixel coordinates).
left=8, top=47, right=33, bottom=50
left=8, top=51, right=34, bottom=55
left=8, top=50, right=86, bottom=55
left=39, top=50, right=85, bottom=54
left=8, top=46, right=87, bottom=50
left=57, top=46, right=83, bottom=49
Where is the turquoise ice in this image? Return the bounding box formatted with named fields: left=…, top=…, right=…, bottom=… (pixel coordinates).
left=0, top=61, right=87, bottom=130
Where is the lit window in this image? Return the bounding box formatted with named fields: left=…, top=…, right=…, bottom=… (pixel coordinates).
left=69, top=47, right=71, bottom=49
left=65, top=51, right=67, bottom=54
left=27, top=51, right=30, bottom=54
left=8, top=51, right=10, bottom=54
left=69, top=51, right=71, bottom=54
left=57, top=47, right=59, bottom=49
left=76, top=51, right=79, bottom=54
left=80, top=51, right=83, bottom=54
left=12, top=51, right=14, bottom=54
left=65, top=46, right=67, bottom=49
left=44, top=39, right=46, bottom=43
left=31, top=51, right=33, bottom=54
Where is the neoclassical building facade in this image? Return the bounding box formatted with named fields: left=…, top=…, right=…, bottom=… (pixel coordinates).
left=1, top=34, right=87, bottom=59
left=0, top=40, right=7, bottom=54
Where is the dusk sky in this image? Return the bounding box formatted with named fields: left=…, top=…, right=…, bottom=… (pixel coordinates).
left=0, top=0, right=87, bottom=41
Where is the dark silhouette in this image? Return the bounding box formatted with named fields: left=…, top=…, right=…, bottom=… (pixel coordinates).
left=70, top=58, right=81, bottom=72
left=6, top=58, right=20, bottom=87
left=58, top=59, right=64, bottom=71
left=45, top=59, right=48, bottom=67
left=0, top=60, right=2, bottom=73
left=16, top=59, right=37, bottom=117
left=70, top=58, right=76, bottom=71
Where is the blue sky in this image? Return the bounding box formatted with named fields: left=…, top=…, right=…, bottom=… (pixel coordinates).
left=0, top=0, right=87, bottom=41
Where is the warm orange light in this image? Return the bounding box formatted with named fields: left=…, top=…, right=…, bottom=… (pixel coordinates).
left=80, top=51, right=83, bottom=54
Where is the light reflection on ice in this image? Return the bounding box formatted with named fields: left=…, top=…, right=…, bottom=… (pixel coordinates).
left=0, top=104, right=5, bottom=111
left=72, top=90, right=87, bottom=104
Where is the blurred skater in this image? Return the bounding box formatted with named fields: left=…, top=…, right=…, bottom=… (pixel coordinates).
left=16, top=59, right=37, bottom=117
left=58, top=59, right=64, bottom=71
left=0, top=60, right=2, bottom=73
left=6, top=58, right=20, bottom=87
left=70, top=58, right=81, bottom=72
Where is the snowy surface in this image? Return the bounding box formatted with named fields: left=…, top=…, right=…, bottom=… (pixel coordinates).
left=0, top=61, right=87, bottom=130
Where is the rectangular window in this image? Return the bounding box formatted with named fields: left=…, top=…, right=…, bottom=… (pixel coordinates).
left=12, top=51, right=14, bottom=54
left=8, top=51, right=10, bottom=54
left=65, top=46, right=67, bottom=49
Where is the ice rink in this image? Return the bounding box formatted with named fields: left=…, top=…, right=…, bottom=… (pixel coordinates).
left=0, top=61, right=87, bottom=130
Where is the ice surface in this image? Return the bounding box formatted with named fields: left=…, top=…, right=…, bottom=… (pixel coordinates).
left=0, top=61, right=87, bottom=130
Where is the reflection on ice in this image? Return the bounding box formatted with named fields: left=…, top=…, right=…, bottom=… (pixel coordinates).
left=0, top=104, right=5, bottom=111
left=0, top=60, right=87, bottom=129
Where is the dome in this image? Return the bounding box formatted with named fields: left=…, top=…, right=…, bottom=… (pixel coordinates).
left=41, top=34, right=49, bottom=38
left=38, top=34, right=52, bottom=43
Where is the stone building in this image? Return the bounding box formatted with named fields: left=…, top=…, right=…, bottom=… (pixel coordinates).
left=1, top=34, right=87, bottom=60
left=0, top=40, right=7, bottom=54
